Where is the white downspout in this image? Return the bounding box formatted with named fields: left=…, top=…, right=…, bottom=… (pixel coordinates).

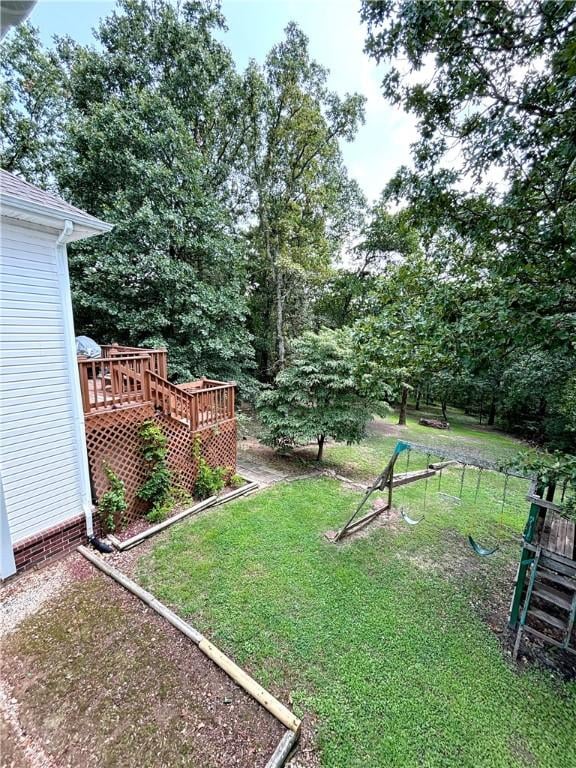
left=55, top=220, right=94, bottom=537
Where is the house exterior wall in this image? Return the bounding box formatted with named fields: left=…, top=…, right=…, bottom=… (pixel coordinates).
left=0, top=218, right=91, bottom=568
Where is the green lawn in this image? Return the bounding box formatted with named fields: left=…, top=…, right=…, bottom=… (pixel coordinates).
left=136, top=432, right=576, bottom=767
left=319, top=405, right=526, bottom=483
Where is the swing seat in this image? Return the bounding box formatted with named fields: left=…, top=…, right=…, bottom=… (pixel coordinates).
left=401, top=508, right=424, bottom=526
left=468, top=535, right=499, bottom=557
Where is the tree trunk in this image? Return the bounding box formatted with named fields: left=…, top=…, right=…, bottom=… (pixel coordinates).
left=441, top=399, right=448, bottom=422
left=316, top=434, right=325, bottom=461
left=398, top=385, right=409, bottom=426
left=260, top=201, right=286, bottom=372
left=275, top=265, right=285, bottom=369
left=487, top=396, right=496, bottom=426
left=415, top=389, right=421, bottom=410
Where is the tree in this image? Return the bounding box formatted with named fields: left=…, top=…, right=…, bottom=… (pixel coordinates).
left=56, top=0, right=255, bottom=387
left=244, top=24, right=366, bottom=376
left=0, top=23, right=67, bottom=184
left=352, top=208, right=456, bottom=426
left=360, top=1, right=576, bottom=443
left=257, top=328, right=388, bottom=460
left=361, top=0, right=576, bottom=357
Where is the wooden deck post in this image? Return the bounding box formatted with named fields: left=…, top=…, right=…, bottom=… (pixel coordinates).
left=142, top=355, right=151, bottom=402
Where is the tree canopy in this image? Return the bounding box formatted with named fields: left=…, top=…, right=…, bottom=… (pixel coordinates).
left=257, top=328, right=387, bottom=460
left=357, top=0, right=576, bottom=447
left=1, top=0, right=574, bottom=450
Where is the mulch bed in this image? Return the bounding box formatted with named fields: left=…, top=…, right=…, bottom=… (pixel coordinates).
left=1, top=554, right=285, bottom=768
left=112, top=485, right=243, bottom=543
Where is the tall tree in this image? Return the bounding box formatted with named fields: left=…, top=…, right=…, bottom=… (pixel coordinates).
left=244, top=24, right=366, bottom=377
left=361, top=0, right=576, bottom=357
left=0, top=23, right=67, bottom=184
left=360, top=0, right=576, bottom=443
left=56, top=0, right=255, bottom=386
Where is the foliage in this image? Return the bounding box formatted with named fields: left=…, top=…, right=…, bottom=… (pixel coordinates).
left=244, top=23, right=366, bottom=376
left=257, top=327, right=389, bottom=460
left=360, top=0, right=576, bottom=443
left=3, top=0, right=574, bottom=450
left=353, top=225, right=465, bottom=425
left=53, top=0, right=256, bottom=388
left=509, top=448, right=576, bottom=521
left=229, top=473, right=245, bottom=489
left=98, top=462, right=127, bottom=533
left=0, top=24, right=66, bottom=184
left=192, top=436, right=226, bottom=500
left=138, top=419, right=190, bottom=523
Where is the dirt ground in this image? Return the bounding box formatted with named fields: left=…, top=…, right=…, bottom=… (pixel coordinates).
left=0, top=553, right=287, bottom=768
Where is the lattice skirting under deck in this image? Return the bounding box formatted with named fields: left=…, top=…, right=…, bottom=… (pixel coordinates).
left=84, top=406, right=237, bottom=526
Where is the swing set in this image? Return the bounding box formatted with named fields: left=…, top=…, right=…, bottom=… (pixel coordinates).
left=326, top=440, right=576, bottom=658
left=326, top=439, right=517, bottom=557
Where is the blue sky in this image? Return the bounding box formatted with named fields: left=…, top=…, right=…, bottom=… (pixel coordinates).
left=29, top=0, right=417, bottom=202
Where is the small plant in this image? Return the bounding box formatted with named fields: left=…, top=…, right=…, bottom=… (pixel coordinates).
left=508, top=449, right=576, bottom=521
left=98, top=462, right=127, bottom=533
left=138, top=420, right=189, bottom=523
left=145, top=501, right=172, bottom=525
left=235, top=411, right=253, bottom=439
left=192, top=436, right=226, bottom=500
left=230, top=473, right=245, bottom=489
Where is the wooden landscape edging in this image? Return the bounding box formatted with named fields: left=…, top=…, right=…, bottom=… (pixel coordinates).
left=107, top=481, right=259, bottom=551
left=77, top=546, right=301, bottom=766
left=264, top=730, right=300, bottom=768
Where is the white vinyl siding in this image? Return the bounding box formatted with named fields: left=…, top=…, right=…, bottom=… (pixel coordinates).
left=0, top=220, right=85, bottom=542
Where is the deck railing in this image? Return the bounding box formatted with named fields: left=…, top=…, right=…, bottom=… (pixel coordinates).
left=78, top=349, right=235, bottom=429
left=147, top=372, right=235, bottom=430
left=100, top=344, right=168, bottom=379
left=78, top=355, right=151, bottom=413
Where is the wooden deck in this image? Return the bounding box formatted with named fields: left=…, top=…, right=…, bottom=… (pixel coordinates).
left=78, top=345, right=235, bottom=431
left=541, top=509, right=576, bottom=560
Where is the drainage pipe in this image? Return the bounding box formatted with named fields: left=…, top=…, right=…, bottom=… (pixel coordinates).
left=264, top=729, right=300, bottom=768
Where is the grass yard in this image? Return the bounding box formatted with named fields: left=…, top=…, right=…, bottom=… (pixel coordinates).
left=136, top=449, right=576, bottom=766
left=318, top=405, right=526, bottom=482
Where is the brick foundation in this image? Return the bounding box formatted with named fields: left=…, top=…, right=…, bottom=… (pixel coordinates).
left=13, top=514, right=88, bottom=573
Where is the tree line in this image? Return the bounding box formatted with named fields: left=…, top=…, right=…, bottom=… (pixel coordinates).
left=1, top=0, right=574, bottom=451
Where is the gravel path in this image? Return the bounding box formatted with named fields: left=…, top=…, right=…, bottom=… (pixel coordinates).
left=0, top=561, right=72, bottom=638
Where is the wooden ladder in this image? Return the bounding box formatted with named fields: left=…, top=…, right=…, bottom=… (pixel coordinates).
left=513, top=545, right=576, bottom=659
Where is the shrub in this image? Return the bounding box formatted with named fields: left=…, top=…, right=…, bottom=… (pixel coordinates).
left=192, top=436, right=226, bottom=499
left=138, top=420, right=190, bottom=523
left=230, top=473, right=245, bottom=489
left=98, top=463, right=127, bottom=533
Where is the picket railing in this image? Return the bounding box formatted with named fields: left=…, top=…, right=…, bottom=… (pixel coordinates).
left=78, top=355, right=150, bottom=413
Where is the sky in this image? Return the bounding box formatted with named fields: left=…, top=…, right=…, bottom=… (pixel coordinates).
left=28, top=0, right=418, bottom=203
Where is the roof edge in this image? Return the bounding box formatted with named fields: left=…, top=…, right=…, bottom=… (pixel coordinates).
left=1, top=192, right=113, bottom=235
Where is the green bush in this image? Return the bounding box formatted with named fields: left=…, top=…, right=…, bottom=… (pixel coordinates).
left=230, top=473, right=245, bottom=489
left=192, top=437, right=226, bottom=499
left=98, top=463, right=127, bottom=533
left=138, top=420, right=190, bottom=523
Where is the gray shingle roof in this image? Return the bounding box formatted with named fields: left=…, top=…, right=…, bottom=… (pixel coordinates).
left=0, top=169, right=109, bottom=228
